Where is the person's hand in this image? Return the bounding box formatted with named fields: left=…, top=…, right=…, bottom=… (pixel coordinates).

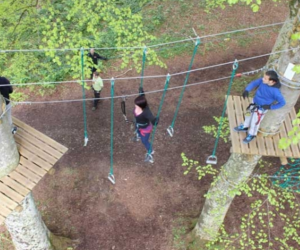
left=242, top=90, right=249, bottom=99
left=261, top=105, right=271, bottom=110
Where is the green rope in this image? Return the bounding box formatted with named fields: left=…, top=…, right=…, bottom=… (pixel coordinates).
left=140, top=47, right=147, bottom=89
left=110, top=78, right=115, bottom=176
left=209, top=60, right=239, bottom=158
left=148, top=74, right=171, bottom=154
left=170, top=38, right=200, bottom=130
left=80, top=47, right=88, bottom=146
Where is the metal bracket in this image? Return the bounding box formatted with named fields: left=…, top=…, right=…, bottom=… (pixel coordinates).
left=144, top=153, right=154, bottom=163
left=167, top=126, right=174, bottom=137
left=108, top=173, right=115, bottom=184
left=84, top=137, right=89, bottom=147
left=206, top=155, right=217, bottom=165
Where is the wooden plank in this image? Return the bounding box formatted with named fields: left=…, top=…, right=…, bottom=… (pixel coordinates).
left=265, top=137, right=275, bottom=156
left=227, top=96, right=241, bottom=153
left=0, top=203, right=12, bottom=217
left=20, top=157, right=47, bottom=177
left=13, top=117, right=68, bottom=154
left=234, top=96, right=250, bottom=154
left=17, top=145, right=52, bottom=171
left=17, top=129, right=63, bottom=159
left=8, top=172, right=35, bottom=190
left=287, top=110, right=300, bottom=158
left=15, top=165, right=40, bottom=184
left=272, top=132, right=285, bottom=157
left=0, top=193, right=18, bottom=210
left=284, top=112, right=300, bottom=157
left=0, top=182, right=23, bottom=203
left=279, top=123, right=293, bottom=157
left=1, top=177, right=30, bottom=196
left=0, top=214, right=6, bottom=225
left=15, top=135, right=57, bottom=165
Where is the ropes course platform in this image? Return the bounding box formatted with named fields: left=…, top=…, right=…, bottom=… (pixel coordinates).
left=0, top=117, right=68, bottom=224
left=227, top=95, right=300, bottom=159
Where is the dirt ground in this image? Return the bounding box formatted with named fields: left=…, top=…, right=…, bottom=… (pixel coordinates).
left=0, top=2, right=295, bottom=250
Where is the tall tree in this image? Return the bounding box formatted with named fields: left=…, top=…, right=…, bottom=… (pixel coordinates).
left=0, top=95, right=19, bottom=178
left=193, top=0, right=300, bottom=241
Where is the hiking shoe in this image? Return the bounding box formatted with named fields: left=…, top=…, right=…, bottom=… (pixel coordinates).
left=234, top=124, right=248, bottom=132
left=11, top=127, right=17, bottom=135
left=144, top=154, right=154, bottom=163
left=243, top=134, right=255, bottom=144
left=92, top=107, right=96, bottom=111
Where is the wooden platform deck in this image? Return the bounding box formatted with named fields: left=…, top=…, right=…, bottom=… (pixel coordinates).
left=227, top=95, right=300, bottom=158
left=0, top=117, right=68, bottom=224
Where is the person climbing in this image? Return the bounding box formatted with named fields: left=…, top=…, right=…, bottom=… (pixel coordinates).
left=133, top=88, right=158, bottom=163
left=0, top=76, right=17, bottom=134
left=234, top=70, right=286, bottom=144
left=87, top=48, right=108, bottom=79
left=91, top=72, right=103, bottom=111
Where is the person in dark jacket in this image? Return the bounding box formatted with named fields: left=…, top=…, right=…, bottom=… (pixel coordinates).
left=0, top=76, right=17, bottom=134
left=234, top=70, right=285, bottom=144
left=134, top=90, right=158, bottom=163
left=87, top=48, right=107, bottom=79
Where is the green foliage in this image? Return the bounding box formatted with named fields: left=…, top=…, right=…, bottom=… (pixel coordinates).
left=203, top=116, right=230, bottom=143
left=182, top=153, right=218, bottom=180
left=279, top=109, right=300, bottom=149
left=10, top=91, right=28, bottom=102
left=0, top=0, right=165, bottom=84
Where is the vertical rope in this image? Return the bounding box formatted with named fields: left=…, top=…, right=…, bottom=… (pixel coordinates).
left=109, top=78, right=115, bottom=177
left=140, top=47, right=147, bottom=90
left=170, top=38, right=200, bottom=129
left=148, top=74, right=171, bottom=154
left=210, top=60, right=239, bottom=157
left=80, top=47, right=88, bottom=146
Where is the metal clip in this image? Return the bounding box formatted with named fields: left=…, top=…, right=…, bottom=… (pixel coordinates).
left=206, top=155, right=217, bottom=165
left=84, top=137, right=89, bottom=147
left=108, top=173, right=115, bottom=184
left=167, top=126, right=174, bottom=137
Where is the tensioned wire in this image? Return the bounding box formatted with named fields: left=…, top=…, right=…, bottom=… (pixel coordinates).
left=8, top=67, right=264, bottom=105
left=0, top=21, right=286, bottom=53
left=2, top=46, right=298, bottom=88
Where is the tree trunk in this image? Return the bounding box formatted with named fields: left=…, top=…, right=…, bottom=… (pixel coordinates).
left=193, top=153, right=261, bottom=240
left=5, top=193, right=54, bottom=250
left=0, top=95, right=19, bottom=178
left=194, top=1, right=300, bottom=241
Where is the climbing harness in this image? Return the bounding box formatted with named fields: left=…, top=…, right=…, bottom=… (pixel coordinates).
left=140, top=47, right=147, bottom=92
left=206, top=60, right=239, bottom=165
left=167, top=37, right=200, bottom=137
left=271, top=158, right=300, bottom=192
left=80, top=47, right=89, bottom=146
left=145, top=74, right=171, bottom=163
left=108, top=78, right=115, bottom=184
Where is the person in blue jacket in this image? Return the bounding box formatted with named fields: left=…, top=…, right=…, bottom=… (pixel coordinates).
left=234, top=70, right=286, bottom=144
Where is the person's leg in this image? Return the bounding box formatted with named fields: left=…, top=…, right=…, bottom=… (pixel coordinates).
left=93, top=91, right=100, bottom=109
left=248, top=109, right=267, bottom=136
left=139, top=131, right=151, bottom=152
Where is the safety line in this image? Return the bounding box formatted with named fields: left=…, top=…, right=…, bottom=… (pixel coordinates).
left=0, top=21, right=286, bottom=53
left=2, top=46, right=298, bottom=88
left=8, top=67, right=263, bottom=105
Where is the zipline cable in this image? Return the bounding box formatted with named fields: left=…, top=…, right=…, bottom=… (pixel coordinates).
left=206, top=59, right=239, bottom=165
left=8, top=66, right=267, bottom=105
left=0, top=21, right=286, bottom=53
left=167, top=37, right=200, bottom=137
left=108, top=78, right=115, bottom=184
left=4, top=46, right=298, bottom=87
left=145, top=74, right=171, bottom=163
left=81, top=47, right=89, bottom=147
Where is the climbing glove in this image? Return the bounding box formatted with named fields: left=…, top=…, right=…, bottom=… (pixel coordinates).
left=261, top=105, right=271, bottom=110
left=242, top=90, right=249, bottom=99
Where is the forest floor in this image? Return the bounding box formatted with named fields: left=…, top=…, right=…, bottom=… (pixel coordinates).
left=1, top=1, right=297, bottom=250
